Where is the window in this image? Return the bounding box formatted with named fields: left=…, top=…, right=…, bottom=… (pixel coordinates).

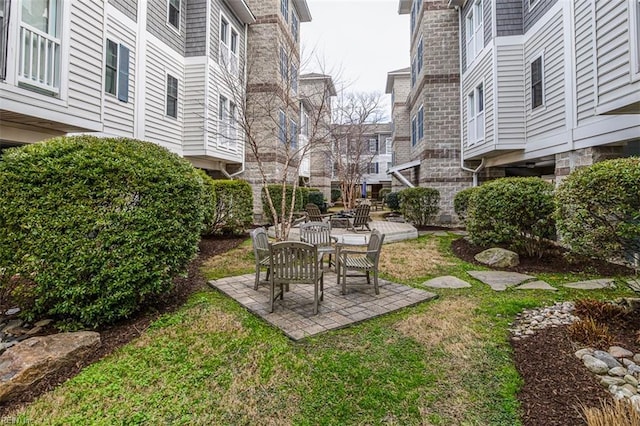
left=0, top=0, right=9, bottom=80
left=301, top=111, right=309, bottom=136
left=417, top=37, right=423, bottom=74
left=636, top=0, right=640, bottom=74
left=280, top=46, right=288, bottom=80
left=385, top=137, right=392, bottom=154
left=465, top=0, right=483, bottom=67
left=278, top=109, right=286, bottom=144
left=280, top=0, right=289, bottom=22
left=290, top=62, right=298, bottom=93
left=18, top=0, right=61, bottom=93
left=369, top=138, right=378, bottom=153
left=168, top=0, right=180, bottom=31
left=411, top=56, right=416, bottom=87
left=219, top=17, right=239, bottom=76
left=417, top=105, right=424, bottom=141
left=531, top=56, right=544, bottom=109
left=166, top=74, right=178, bottom=118
left=368, top=162, right=379, bottom=174
left=104, top=39, right=130, bottom=102
left=291, top=9, right=299, bottom=41
left=411, top=116, right=417, bottom=146
left=467, top=83, right=484, bottom=144
left=289, top=119, right=298, bottom=148
left=410, top=0, right=420, bottom=35
left=218, top=95, right=237, bottom=148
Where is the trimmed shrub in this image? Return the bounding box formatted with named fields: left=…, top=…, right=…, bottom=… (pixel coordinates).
left=307, top=190, right=326, bottom=212
left=331, top=189, right=341, bottom=203
left=398, top=187, right=440, bottom=227
left=378, top=188, right=391, bottom=201
left=385, top=191, right=401, bottom=211
left=466, top=177, right=555, bottom=257
left=207, top=180, right=253, bottom=236
left=453, top=186, right=480, bottom=223
left=197, top=170, right=217, bottom=235
left=555, top=157, right=640, bottom=266
left=262, top=184, right=310, bottom=222
left=0, top=136, right=206, bottom=328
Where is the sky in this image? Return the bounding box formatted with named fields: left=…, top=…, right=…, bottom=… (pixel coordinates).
left=301, top=0, right=410, bottom=119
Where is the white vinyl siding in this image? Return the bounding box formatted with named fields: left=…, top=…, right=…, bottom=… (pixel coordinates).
left=182, top=61, right=206, bottom=154
left=574, top=0, right=596, bottom=124
left=494, top=43, right=524, bottom=148
left=525, top=10, right=565, bottom=140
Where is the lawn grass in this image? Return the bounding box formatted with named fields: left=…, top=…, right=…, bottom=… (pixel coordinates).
left=13, top=233, right=637, bottom=425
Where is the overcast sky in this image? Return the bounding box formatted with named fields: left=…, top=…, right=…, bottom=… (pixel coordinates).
left=301, top=0, right=410, bottom=118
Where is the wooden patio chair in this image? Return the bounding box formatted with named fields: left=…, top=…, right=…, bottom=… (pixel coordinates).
left=300, top=221, right=337, bottom=269
left=305, top=203, right=332, bottom=223
left=337, top=229, right=385, bottom=295
left=250, top=227, right=271, bottom=290
left=347, top=203, right=371, bottom=232
left=269, top=241, right=324, bottom=315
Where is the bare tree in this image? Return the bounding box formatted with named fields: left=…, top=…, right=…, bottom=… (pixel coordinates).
left=329, top=91, right=387, bottom=210
left=211, top=39, right=336, bottom=241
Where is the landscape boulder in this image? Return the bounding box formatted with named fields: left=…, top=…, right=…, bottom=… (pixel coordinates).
left=474, top=248, right=520, bottom=268
left=0, top=331, right=100, bottom=402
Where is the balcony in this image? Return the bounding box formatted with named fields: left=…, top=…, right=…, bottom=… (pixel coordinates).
left=18, top=22, right=60, bottom=94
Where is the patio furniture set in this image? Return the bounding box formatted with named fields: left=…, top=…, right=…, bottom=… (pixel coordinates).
left=250, top=216, right=385, bottom=315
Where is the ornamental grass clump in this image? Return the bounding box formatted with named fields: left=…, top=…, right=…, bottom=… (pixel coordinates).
left=555, top=157, right=640, bottom=269
left=0, top=136, right=207, bottom=329
left=466, top=177, right=555, bottom=257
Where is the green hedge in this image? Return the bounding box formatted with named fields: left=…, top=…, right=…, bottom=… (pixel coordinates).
left=197, top=170, right=217, bottom=235
left=555, top=157, right=640, bottom=266
left=331, top=189, right=342, bottom=203
left=453, top=186, right=480, bottom=223
left=261, top=184, right=311, bottom=222
left=206, top=180, right=253, bottom=236
left=378, top=188, right=391, bottom=201
left=398, top=187, right=440, bottom=227
left=0, top=136, right=206, bottom=328
left=307, top=190, right=326, bottom=212
left=386, top=192, right=401, bottom=211
left=466, top=177, right=555, bottom=257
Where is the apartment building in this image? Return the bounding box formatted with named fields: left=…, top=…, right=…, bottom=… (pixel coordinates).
left=389, top=0, right=479, bottom=224
left=0, top=0, right=256, bottom=178
left=454, top=0, right=640, bottom=181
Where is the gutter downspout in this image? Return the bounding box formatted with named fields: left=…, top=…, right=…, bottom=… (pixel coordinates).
left=223, top=20, right=249, bottom=180
left=456, top=4, right=484, bottom=187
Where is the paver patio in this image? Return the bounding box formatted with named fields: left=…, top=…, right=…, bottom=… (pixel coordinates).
left=208, top=272, right=437, bottom=340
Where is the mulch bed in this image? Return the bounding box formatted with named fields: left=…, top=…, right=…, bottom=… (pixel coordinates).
left=452, top=237, right=639, bottom=426
left=0, top=235, right=246, bottom=417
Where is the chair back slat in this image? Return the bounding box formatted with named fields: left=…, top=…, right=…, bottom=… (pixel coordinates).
left=270, top=241, right=318, bottom=285
left=305, top=203, right=323, bottom=222
left=300, top=221, right=332, bottom=248
left=251, top=227, right=270, bottom=260
left=353, top=204, right=371, bottom=226
left=366, top=229, right=385, bottom=264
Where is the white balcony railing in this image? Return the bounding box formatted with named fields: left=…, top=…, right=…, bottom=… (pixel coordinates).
left=19, top=22, right=60, bottom=94
left=219, top=43, right=239, bottom=77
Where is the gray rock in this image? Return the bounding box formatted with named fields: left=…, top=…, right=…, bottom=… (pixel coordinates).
left=575, top=348, right=594, bottom=359
left=619, top=387, right=635, bottom=398
left=634, top=354, right=640, bottom=364
left=609, top=346, right=634, bottom=358
left=622, top=359, right=636, bottom=367
left=474, top=248, right=520, bottom=268
left=467, top=271, right=535, bottom=291
left=621, top=384, right=638, bottom=395
left=629, top=364, right=640, bottom=376
left=26, top=326, right=42, bottom=336
left=2, top=320, right=24, bottom=334
left=0, top=331, right=101, bottom=402
left=599, top=376, right=626, bottom=387
left=631, top=395, right=640, bottom=410
left=34, top=319, right=53, bottom=328
left=563, top=278, right=616, bottom=290
left=583, top=355, right=610, bottom=374
left=421, top=276, right=471, bottom=289
left=4, top=308, right=20, bottom=316
left=593, top=350, right=623, bottom=369
left=627, top=278, right=640, bottom=292
left=514, top=280, right=557, bottom=291
left=624, top=374, right=639, bottom=387
left=609, top=367, right=628, bottom=377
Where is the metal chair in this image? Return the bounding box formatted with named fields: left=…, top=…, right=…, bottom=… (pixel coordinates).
left=250, top=227, right=271, bottom=290
left=347, top=203, right=371, bottom=232
left=337, top=229, right=385, bottom=295
left=269, top=241, right=324, bottom=315
left=305, top=203, right=332, bottom=223
left=300, top=221, right=337, bottom=269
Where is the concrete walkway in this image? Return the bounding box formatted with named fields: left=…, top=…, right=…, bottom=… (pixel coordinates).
left=208, top=272, right=437, bottom=341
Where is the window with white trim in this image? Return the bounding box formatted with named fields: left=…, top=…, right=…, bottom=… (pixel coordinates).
left=218, top=95, right=237, bottom=149
left=0, top=0, right=8, bottom=80
left=301, top=110, right=309, bottom=136
left=465, top=0, right=483, bottom=68
left=368, top=162, right=379, bottom=174
left=467, top=83, right=484, bottom=144
left=104, top=39, right=129, bottom=102
left=219, top=17, right=239, bottom=76
left=278, top=109, right=286, bottom=144
left=531, top=56, right=544, bottom=109
left=290, top=62, right=298, bottom=93
left=417, top=105, right=424, bottom=141
left=166, top=74, right=178, bottom=118
left=385, top=137, right=392, bottom=154
left=411, top=115, right=417, bottom=146
left=279, top=46, right=288, bottom=81
left=280, top=0, right=289, bottom=22
left=417, top=37, right=423, bottom=74
left=168, top=0, right=180, bottom=31
left=369, top=138, right=378, bottom=153
left=289, top=119, right=298, bottom=148
left=291, top=9, right=299, bottom=41
left=18, top=0, right=62, bottom=94
left=411, top=56, right=417, bottom=87
left=634, top=0, right=640, bottom=74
